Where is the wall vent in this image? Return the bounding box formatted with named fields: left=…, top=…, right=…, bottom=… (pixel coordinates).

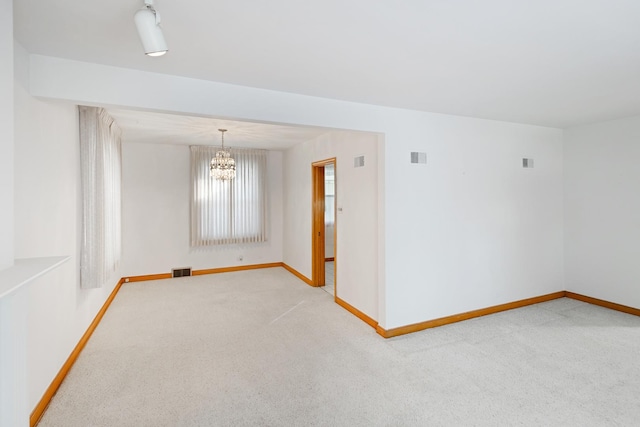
left=354, top=155, right=365, bottom=168
left=411, top=152, right=427, bottom=164
left=522, top=158, right=534, bottom=168
left=172, top=267, right=192, bottom=278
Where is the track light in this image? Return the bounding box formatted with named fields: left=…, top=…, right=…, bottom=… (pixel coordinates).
left=134, top=0, right=168, bottom=57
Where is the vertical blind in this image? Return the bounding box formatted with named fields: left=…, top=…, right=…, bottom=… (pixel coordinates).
left=190, top=146, right=268, bottom=246
left=79, top=106, right=122, bottom=289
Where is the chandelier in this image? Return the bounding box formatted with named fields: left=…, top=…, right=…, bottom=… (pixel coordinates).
left=210, top=129, right=236, bottom=181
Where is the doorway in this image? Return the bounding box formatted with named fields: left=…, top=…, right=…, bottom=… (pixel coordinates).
left=312, top=158, right=336, bottom=297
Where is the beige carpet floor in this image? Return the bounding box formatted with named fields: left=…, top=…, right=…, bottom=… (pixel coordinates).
left=38, top=267, right=640, bottom=426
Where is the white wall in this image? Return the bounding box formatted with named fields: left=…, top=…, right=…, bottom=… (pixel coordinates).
left=121, top=142, right=283, bottom=276
left=283, top=131, right=379, bottom=319
left=385, top=114, right=564, bottom=328
left=564, top=117, right=640, bottom=309
left=28, top=54, right=565, bottom=329
left=0, top=0, right=14, bottom=270
left=13, top=45, right=123, bottom=410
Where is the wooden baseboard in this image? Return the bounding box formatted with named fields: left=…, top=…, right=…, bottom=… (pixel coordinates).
left=193, top=262, right=282, bottom=276
left=565, top=291, right=640, bottom=317
left=125, top=273, right=172, bottom=282
left=281, top=263, right=313, bottom=286
left=335, top=297, right=378, bottom=328
left=30, top=278, right=125, bottom=427
left=124, top=263, right=283, bottom=283
left=377, top=291, right=566, bottom=338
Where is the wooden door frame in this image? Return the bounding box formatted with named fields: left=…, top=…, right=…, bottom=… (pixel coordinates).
left=311, top=158, right=336, bottom=291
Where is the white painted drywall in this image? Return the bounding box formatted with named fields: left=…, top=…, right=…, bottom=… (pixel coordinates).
left=0, top=0, right=14, bottom=271
left=27, top=54, right=565, bottom=329
left=283, top=131, right=379, bottom=320
left=14, top=45, right=123, bottom=410
left=120, top=142, right=283, bottom=276
left=564, top=117, right=640, bottom=308
left=384, top=114, right=564, bottom=328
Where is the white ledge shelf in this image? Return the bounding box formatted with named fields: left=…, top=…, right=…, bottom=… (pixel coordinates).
left=0, top=256, right=71, bottom=299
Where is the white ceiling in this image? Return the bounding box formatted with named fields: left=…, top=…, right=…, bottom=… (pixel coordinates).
left=13, top=0, right=640, bottom=128
left=106, top=109, right=331, bottom=149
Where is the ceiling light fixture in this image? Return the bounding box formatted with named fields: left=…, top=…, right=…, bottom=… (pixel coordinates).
left=134, top=0, right=168, bottom=57
left=210, top=129, right=236, bottom=181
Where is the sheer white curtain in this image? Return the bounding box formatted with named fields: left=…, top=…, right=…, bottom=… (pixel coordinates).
left=79, top=106, right=122, bottom=289
left=191, top=146, right=267, bottom=246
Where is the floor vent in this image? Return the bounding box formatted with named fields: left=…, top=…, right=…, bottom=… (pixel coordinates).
left=522, top=158, right=534, bottom=168
left=172, top=267, right=192, bottom=278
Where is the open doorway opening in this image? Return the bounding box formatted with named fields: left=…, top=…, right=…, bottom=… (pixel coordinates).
left=324, top=163, right=336, bottom=295
left=312, top=158, right=336, bottom=297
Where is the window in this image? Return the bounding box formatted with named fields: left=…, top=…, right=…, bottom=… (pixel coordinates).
left=79, top=106, right=122, bottom=289
left=324, top=164, right=335, bottom=225
left=190, top=146, right=267, bottom=246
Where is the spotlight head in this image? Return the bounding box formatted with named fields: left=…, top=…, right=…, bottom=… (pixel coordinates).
left=134, top=0, right=168, bottom=57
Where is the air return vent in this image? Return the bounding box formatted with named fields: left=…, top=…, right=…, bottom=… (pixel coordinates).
left=522, top=158, right=534, bottom=168
left=411, top=152, right=427, bottom=164
left=354, top=155, right=365, bottom=168
left=172, top=267, right=192, bottom=278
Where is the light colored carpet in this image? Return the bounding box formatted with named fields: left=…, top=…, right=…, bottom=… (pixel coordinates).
left=38, top=267, right=640, bottom=426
